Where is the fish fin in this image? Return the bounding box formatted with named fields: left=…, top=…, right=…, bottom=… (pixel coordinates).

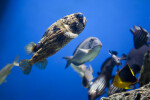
left=78, top=48, right=90, bottom=54
left=120, top=54, right=127, bottom=60
left=19, top=59, right=32, bottom=75
left=130, top=28, right=135, bottom=34
left=12, top=55, right=19, bottom=66
left=25, top=42, right=36, bottom=55
left=64, top=32, right=78, bottom=38
left=111, top=51, right=118, bottom=55
left=84, top=65, right=94, bottom=82
left=125, top=86, right=131, bottom=89
left=96, top=90, right=106, bottom=97
left=35, top=59, right=48, bottom=70
left=108, top=50, right=112, bottom=55
left=63, top=56, right=73, bottom=69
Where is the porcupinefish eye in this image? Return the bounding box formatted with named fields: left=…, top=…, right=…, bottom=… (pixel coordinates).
left=74, top=13, right=84, bottom=25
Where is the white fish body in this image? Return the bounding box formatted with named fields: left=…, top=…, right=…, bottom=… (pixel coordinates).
left=64, top=37, right=102, bottom=68
left=0, top=56, right=19, bottom=85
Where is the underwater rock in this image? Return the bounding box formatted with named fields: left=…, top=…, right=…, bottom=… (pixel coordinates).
left=100, top=82, right=150, bottom=100
left=139, top=50, right=150, bottom=87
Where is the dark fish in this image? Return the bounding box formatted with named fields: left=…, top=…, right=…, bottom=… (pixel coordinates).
left=0, top=55, right=19, bottom=85
left=139, top=50, right=150, bottom=87
left=88, top=51, right=119, bottom=100
left=70, top=63, right=93, bottom=88
left=126, top=44, right=150, bottom=74
left=19, top=13, right=87, bottom=74
left=63, top=37, right=102, bottom=69
left=109, top=50, right=127, bottom=66
left=113, top=64, right=137, bottom=89
left=130, top=25, right=149, bottom=49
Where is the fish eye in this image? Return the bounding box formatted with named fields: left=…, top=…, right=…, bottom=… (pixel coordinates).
left=74, top=13, right=83, bottom=23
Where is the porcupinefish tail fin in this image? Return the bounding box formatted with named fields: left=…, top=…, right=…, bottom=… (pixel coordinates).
left=35, top=59, right=48, bottom=70
left=25, top=42, right=36, bottom=55
left=12, top=55, right=20, bottom=66
left=63, top=56, right=73, bottom=69
left=19, top=59, right=32, bottom=75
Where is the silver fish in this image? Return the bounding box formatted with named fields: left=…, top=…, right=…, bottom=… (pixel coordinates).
left=130, top=25, right=149, bottom=49
left=0, top=55, right=19, bottom=85
left=70, top=63, right=93, bottom=88
left=63, top=37, right=102, bottom=68
left=19, top=13, right=87, bottom=74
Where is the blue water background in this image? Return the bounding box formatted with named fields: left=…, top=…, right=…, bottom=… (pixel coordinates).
left=0, top=0, right=150, bottom=100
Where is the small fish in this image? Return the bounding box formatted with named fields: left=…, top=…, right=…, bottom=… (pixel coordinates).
left=109, top=50, right=127, bottom=66
left=126, top=44, right=150, bottom=74
left=70, top=63, right=93, bottom=88
left=130, top=25, right=149, bottom=49
left=113, top=64, right=137, bottom=89
left=0, top=55, right=19, bottom=85
left=63, top=37, right=102, bottom=69
left=19, top=13, right=87, bottom=74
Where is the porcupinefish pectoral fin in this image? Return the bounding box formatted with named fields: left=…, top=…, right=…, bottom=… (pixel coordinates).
left=78, top=48, right=90, bottom=54
left=64, top=32, right=78, bottom=38
left=25, top=42, right=36, bottom=55
left=63, top=56, right=73, bottom=69
left=12, top=55, right=19, bottom=66
left=19, top=59, right=32, bottom=75
left=35, top=59, right=48, bottom=70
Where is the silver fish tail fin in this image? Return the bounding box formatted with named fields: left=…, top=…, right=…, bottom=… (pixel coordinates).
left=84, top=65, right=94, bottom=82
left=63, top=56, right=73, bottom=69
left=12, top=55, right=20, bottom=66
left=35, top=59, right=48, bottom=70
left=82, top=65, right=94, bottom=88
left=19, top=59, right=32, bottom=75
left=25, top=42, right=36, bottom=55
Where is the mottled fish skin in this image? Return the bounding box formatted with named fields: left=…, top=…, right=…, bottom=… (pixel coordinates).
left=29, top=13, right=87, bottom=64
left=108, top=84, right=126, bottom=96
left=126, top=44, right=150, bottom=74
left=130, top=25, right=149, bottom=49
